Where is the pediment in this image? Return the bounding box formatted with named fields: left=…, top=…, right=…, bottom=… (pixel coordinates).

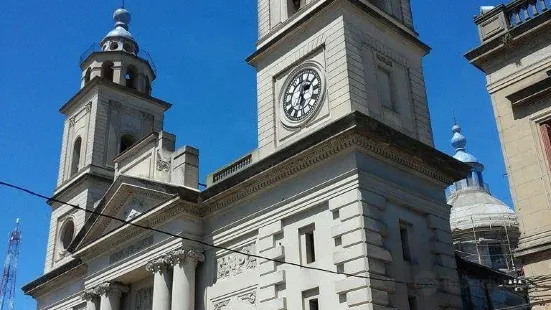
left=75, top=181, right=174, bottom=251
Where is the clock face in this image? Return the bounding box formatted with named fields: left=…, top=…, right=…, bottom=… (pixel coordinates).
left=281, top=67, right=324, bottom=124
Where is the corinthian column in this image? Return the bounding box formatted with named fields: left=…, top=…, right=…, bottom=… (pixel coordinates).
left=95, top=282, right=129, bottom=310
left=82, top=289, right=98, bottom=310
left=146, top=257, right=172, bottom=310
left=168, top=249, right=204, bottom=310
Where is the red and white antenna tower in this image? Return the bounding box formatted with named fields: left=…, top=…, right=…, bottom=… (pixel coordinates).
left=0, top=219, right=21, bottom=310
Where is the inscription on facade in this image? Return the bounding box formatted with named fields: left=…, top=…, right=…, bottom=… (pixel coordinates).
left=216, top=243, right=257, bottom=281
left=109, top=236, right=154, bottom=264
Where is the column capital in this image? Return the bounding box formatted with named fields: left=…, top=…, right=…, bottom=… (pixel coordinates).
left=81, top=288, right=98, bottom=301
left=145, top=256, right=170, bottom=274
left=167, top=248, right=205, bottom=267
left=95, top=281, right=129, bottom=297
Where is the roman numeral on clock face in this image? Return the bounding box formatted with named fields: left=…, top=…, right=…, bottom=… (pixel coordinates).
left=282, top=67, right=323, bottom=123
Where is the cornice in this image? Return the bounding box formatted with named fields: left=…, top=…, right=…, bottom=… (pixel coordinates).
left=59, top=77, right=171, bottom=115
left=202, top=112, right=469, bottom=215
left=202, top=132, right=455, bottom=215
left=22, top=259, right=86, bottom=297
left=247, top=0, right=427, bottom=65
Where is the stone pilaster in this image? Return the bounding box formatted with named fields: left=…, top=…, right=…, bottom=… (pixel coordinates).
left=426, top=215, right=462, bottom=309
left=146, top=257, right=172, bottom=310
left=257, top=220, right=286, bottom=310
left=330, top=189, right=396, bottom=310
left=95, top=282, right=129, bottom=310
left=82, top=289, right=99, bottom=310
left=167, top=248, right=205, bottom=310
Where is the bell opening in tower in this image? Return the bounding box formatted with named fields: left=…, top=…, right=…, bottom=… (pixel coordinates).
left=101, top=61, right=115, bottom=82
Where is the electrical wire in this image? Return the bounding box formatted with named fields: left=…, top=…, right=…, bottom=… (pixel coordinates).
left=0, top=179, right=539, bottom=291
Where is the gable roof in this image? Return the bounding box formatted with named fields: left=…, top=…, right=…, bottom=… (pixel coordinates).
left=67, top=175, right=200, bottom=253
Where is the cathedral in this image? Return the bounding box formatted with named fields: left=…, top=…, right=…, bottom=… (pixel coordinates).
left=23, top=1, right=472, bottom=309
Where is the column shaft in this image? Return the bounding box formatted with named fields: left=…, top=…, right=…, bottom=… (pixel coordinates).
left=100, top=293, right=121, bottom=310
left=171, top=262, right=195, bottom=310
left=152, top=269, right=172, bottom=310
left=86, top=299, right=98, bottom=310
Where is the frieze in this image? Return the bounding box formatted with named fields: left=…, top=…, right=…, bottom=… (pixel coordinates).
left=216, top=243, right=257, bottom=281
left=109, top=235, right=154, bottom=264
left=202, top=132, right=454, bottom=214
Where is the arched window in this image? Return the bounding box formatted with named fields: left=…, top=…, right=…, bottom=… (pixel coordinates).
left=120, top=134, right=136, bottom=153
left=84, top=68, right=91, bottom=85
left=287, top=0, right=301, bottom=16
left=71, top=137, right=82, bottom=177
left=145, top=76, right=151, bottom=96
left=125, top=65, right=138, bottom=90
left=60, top=219, right=75, bottom=250
left=101, top=61, right=115, bottom=82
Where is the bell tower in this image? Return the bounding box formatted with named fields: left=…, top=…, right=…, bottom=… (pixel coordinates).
left=44, top=8, right=170, bottom=272
left=247, top=0, right=433, bottom=159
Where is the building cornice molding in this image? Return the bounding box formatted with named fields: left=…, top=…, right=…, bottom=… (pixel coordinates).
left=247, top=0, right=428, bottom=65
left=465, top=10, right=551, bottom=72
left=22, top=259, right=86, bottom=298
left=59, top=77, right=171, bottom=115
left=202, top=113, right=469, bottom=215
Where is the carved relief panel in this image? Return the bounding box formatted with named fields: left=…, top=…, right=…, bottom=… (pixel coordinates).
left=212, top=290, right=256, bottom=310
left=216, top=243, right=257, bottom=282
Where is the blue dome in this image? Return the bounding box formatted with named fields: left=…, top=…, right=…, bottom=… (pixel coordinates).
left=453, top=150, right=478, bottom=163
left=450, top=123, right=481, bottom=166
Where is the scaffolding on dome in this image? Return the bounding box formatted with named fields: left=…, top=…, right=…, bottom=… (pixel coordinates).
left=453, top=215, right=521, bottom=274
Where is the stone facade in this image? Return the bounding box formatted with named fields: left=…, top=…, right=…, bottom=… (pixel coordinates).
left=24, top=1, right=471, bottom=310
left=465, top=1, right=551, bottom=308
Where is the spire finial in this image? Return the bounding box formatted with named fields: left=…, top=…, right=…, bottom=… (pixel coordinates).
left=451, top=122, right=466, bottom=151
left=450, top=121, right=481, bottom=167
left=122, top=0, right=125, bottom=8
left=113, top=7, right=131, bottom=30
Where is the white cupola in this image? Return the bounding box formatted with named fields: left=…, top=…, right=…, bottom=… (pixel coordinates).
left=79, top=7, right=155, bottom=96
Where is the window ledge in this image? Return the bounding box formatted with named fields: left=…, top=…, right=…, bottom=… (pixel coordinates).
left=506, top=75, right=551, bottom=107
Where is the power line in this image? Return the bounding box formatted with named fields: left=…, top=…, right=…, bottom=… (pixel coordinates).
left=0, top=180, right=536, bottom=290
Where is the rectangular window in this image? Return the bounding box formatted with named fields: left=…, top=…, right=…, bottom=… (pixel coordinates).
left=408, top=295, right=418, bottom=310
left=287, top=0, right=307, bottom=17
left=488, top=243, right=507, bottom=269
left=303, top=288, right=320, bottom=310
left=540, top=122, right=551, bottom=166
left=300, top=224, right=316, bottom=264
left=377, top=67, right=394, bottom=110
left=309, top=299, right=319, bottom=310
left=399, top=221, right=412, bottom=262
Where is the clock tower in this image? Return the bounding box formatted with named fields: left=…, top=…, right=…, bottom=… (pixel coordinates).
left=44, top=8, right=170, bottom=273
left=247, top=0, right=433, bottom=158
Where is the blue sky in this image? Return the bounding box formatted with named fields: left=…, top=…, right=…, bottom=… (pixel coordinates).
left=0, top=0, right=509, bottom=308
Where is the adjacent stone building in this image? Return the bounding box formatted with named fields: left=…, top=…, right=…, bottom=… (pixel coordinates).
left=23, top=1, right=471, bottom=310
left=466, top=1, right=551, bottom=307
